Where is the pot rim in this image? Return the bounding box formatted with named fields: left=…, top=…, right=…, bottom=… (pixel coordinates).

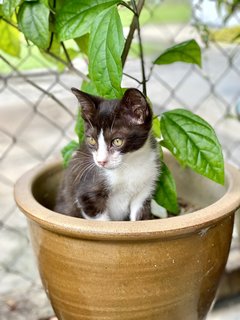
left=14, top=159, right=240, bottom=241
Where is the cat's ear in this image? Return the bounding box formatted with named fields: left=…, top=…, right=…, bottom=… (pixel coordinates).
left=121, top=88, right=150, bottom=125
left=71, top=88, right=101, bottom=119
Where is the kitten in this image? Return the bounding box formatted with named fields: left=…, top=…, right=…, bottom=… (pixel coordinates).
left=54, top=88, right=159, bottom=221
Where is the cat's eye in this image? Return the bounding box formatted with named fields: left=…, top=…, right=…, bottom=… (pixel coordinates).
left=112, top=138, right=123, bottom=147
left=87, top=136, right=96, bottom=146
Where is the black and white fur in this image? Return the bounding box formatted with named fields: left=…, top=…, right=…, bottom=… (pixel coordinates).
left=54, top=88, right=160, bottom=221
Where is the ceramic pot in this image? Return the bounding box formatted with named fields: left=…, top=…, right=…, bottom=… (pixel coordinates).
left=14, top=153, right=240, bottom=320
left=236, top=210, right=240, bottom=242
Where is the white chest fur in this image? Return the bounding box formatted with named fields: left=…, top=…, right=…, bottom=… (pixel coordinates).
left=104, top=138, right=159, bottom=220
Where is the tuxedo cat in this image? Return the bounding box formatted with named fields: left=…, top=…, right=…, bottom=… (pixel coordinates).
left=54, top=88, right=160, bottom=221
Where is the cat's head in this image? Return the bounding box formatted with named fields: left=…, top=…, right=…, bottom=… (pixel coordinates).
left=71, top=88, right=152, bottom=170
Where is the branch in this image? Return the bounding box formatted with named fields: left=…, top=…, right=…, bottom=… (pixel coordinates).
left=147, top=64, right=154, bottom=82
left=45, top=50, right=89, bottom=81
left=131, top=0, right=146, bottom=96
left=120, top=1, right=135, bottom=15
left=0, top=54, right=75, bottom=117
left=121, top=0, right=145, bottom=67
left=47, top=32, right=54, bottom=51
left=123, top=72, right=142, bottom=84
left=1, top=17, right=18, bottom=29
left=61, top=42, right=73, bottom=68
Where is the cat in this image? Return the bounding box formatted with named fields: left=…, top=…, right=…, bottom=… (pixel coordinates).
left=54, top=88, right=160, bottom=221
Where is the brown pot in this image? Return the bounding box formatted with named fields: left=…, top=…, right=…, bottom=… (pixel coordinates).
left=14, top=153, right=240, bottom=320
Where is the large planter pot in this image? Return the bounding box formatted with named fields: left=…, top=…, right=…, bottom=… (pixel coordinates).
left=14, top=153, right=240, bottom=320
left=236, top=210, right=240, bottom=242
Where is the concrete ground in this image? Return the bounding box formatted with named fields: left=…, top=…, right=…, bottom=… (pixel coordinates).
left=208, top=295, right=240, bottom=320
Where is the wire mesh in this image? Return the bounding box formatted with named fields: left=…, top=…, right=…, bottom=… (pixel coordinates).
left=0, top=0, right=240, bottom=319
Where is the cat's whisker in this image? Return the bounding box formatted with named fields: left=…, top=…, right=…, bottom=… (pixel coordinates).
left=79, top=161, right=95, bottom=179
left=82, top=163, right=96, bottom=182
left=73, top=161, right=95, bottom=184
left=73, top=168, right=87, bottom=185
left=71, top=163, right=80, bottom=171
left=71, top=154, right=93, bottom=171
left=71, top=158, right=92, bottom=171
left=71, top=158, right=91, bottom=167
left=71, top=162, right=84, bottom=173
left=83, top=166, right=94, bottom=181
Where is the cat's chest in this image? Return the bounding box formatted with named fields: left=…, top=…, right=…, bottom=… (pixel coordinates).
left=103, top=149, right=159, bottom=220
left=106, top=164, right=150, bottom=192
left=105, top=145, right=159, bottom=193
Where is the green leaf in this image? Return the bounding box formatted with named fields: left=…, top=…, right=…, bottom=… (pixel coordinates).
left=0, top=19, right=20, bottom=57
left=154, top=162, right=179, bottom=214
left=89, top=6, right=124, bottom=98
left=61, top=140, right=79, bottom=168
left=40, top=0, right=50, bottom=7
left=75, top=111, right=85, bottom=145
left=152, top=116, right=161, bottom=138
left=3, top=0, right=21, bottom=19
left=53, top=0, right=65, bottom=11
left=160, top=109, right=225, bottom=184
left=75, top=34, right=89, bottom=56
left=18, top=2, right=50, bottom=49
left=56, top=0, right=120, bottom=41
left=153, top=39, right=202, bottom=68
left=81, top=79, right=99, bottom=96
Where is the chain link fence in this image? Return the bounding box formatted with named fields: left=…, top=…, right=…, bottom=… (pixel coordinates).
left=0, top=0, right=240, bottom=319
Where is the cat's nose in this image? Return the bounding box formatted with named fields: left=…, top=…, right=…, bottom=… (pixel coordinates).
left=97, top=160, right=107, bottom=167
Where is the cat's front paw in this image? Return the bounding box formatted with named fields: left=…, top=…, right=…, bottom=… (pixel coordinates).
left=130, top=199, right=152, bottom=221
left=129, top=209, right=152, bottom=221
left=81, top=211, right=110, bottom=221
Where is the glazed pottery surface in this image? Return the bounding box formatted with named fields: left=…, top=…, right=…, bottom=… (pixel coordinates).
left=14, top=154, right=240, bottom=320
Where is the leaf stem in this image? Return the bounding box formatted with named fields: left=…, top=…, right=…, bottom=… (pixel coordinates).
left=131, top=0, right=147, bottom=96
left=61, top=42, right=73, bottom=68
left=47, top=32, right=54, bottom=51
left=1, top=17, right=19, bottom=29
left=147, top=64, right=154, bottom=82
left=121, top=0, right=145, bottom=67
left=123, top=72, right=142, bottom=84
left=119, top=1, right=136, bottom=15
